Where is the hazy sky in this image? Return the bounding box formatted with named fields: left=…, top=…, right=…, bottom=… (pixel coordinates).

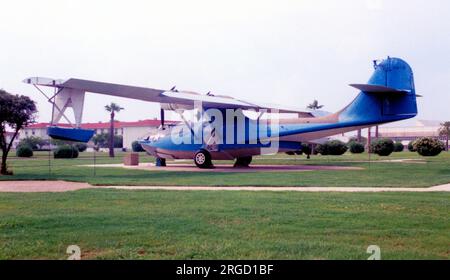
left=1, top=0, right=449, bottom=125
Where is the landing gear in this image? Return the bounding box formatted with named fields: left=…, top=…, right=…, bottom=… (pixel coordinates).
left=194, top=150, right=214, bottom=168
left=155, top=157, right=166, bottom=166
left=234, top=156, right=252, bottom=167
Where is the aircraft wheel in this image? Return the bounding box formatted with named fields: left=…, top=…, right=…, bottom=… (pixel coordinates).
left=194, top=150, right=213, bottom=168
left=234, top=156, right=252, bottom=167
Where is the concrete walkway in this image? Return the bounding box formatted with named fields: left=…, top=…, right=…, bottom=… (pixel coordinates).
left=106, top=184, right=450, bottom=192
left=0, top=180, right=449, bottom=192
left=79, top=163, right=363, bottom=172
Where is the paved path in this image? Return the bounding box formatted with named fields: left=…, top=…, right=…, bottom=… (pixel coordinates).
left=79, top=163, right=363, bottom=173
left=0, top=180, right=449, bottom=192
left=106, top=184, right=450, bottom=192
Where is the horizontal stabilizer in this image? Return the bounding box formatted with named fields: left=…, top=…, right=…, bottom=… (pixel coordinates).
left=349, top=84, right=411, bottom=94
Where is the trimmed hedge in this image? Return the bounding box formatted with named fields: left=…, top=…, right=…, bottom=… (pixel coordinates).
left=16, top=145, right=33, bottom=157
left=408, top=140, right=417, bottom=152
left=394, top=142, right=404, bottom=152
left=316, top=140, right=348, bottom=155
left=370, top=138, right=394, bottom=156
left=132, top=141, right=145, bottom=152
left=348, top=141, right=365, bottom=154
left=54, top=145, right=79, bottom=159
left=414, top=137, right=444, bottom=156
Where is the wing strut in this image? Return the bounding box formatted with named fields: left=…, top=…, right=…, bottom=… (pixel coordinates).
left=160, top=108, right=165, bottom=128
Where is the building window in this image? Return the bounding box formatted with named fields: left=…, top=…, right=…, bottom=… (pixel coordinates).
left=115, top=128, right=118, bottom=135
left=32, top=129, right=35, bottom=135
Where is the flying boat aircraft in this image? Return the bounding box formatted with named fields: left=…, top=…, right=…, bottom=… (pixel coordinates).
left=24, top=57, right=419, bottom=168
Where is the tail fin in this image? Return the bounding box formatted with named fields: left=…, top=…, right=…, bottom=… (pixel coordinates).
left=341, top=57, right=418, bottom=124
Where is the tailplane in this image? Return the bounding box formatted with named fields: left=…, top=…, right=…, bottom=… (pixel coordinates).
left=340, top=57, right=418, bottom=124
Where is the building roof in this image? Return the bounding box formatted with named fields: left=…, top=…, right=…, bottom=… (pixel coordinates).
left=26, top=119, right=177, bottom=129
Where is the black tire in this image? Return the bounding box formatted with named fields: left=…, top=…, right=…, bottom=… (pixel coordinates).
left=194, top=150, right=213, bottom=168
left=234, top=156, right=252, bottom=167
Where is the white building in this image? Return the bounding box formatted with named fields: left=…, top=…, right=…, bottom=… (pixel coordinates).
left=20, top=119, right=176, bottom=149
left=378, top=120, right=444, bottom=144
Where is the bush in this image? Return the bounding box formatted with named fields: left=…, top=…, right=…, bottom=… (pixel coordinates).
left=301, top=143, right=311, bottom=156
left=54, top=145, right=79, bottom=159
left=16, top=145, right=33, bottom=157
left=348, top=141, right=365, bottom=154
left=408, top=140, right=417, bottom=152
left=370, top=138, right=394, bottom=156
left=132, top=141, right=145, bottom=152
left=394, top=142, right=404, bottom=152
left=313, top=144, right=325, bottom=155
left=316, top=140, right=348, bottom=155
left=414, top=137, right=445, bottom=156
left=326, top=140, right=348, bottom=155
left=74, top=143, right=87, bottom=152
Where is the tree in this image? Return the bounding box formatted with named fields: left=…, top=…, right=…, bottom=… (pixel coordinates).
left=0, top=90, right=37, bottom=175
left=104, top=103, right=124, bottom=157
left=307, top=100, right=324, bottom=110
left=439, top=121, right=450, bottom=151
left=93, top=133, right=122, bottom=148
left=18, top=136, right=47, bottom=150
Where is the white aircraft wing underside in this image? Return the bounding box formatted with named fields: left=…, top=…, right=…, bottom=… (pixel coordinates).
left=24, top=76, right=314, bottom=115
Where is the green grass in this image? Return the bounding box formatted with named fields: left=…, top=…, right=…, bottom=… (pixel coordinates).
left=0, top=190, right=448, bottom=259
left=1, top=151, right=449, bottom=187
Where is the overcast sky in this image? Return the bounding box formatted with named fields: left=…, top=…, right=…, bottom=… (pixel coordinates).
left=1, top=0, right=449, bottom=125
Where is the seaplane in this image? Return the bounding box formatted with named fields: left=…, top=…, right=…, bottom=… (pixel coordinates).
left=24, top=57, right=419, bottom=168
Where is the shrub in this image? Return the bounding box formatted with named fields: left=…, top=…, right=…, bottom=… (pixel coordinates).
left=301, top=143, right=311, bottom=155
left=316, top=140, right=348, bottom=155
left=408, top=140, right=417, bottom=152
left=326, top=140, right=348, bottom=155
left=54, top=145, right=79, bottom=159
left=414, top=137, right=445, bottom=156
left=394, top=142, right=404, bottom=152
left=132, top=141, right=145, bottom=152
left=370, top=138, right=394, bottom=156
left=313, top=144, right=325, bottom=155
left=16, top=145, right=33, bottom=157
left=348, top=141, right=365, bottom=154
left=74, top=143, right=87, bottom=152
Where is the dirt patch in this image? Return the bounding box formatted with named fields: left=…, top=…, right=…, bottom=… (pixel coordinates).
left=0, top=180, right=92, bottom=192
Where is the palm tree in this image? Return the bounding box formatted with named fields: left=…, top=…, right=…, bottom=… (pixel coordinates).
left=307, top=100, right=324, bottom=110
left=105, top=103, right=124, bottom=157
left=439, top=121, right=450, bottom=151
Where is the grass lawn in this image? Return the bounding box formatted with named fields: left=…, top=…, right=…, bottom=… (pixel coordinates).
left=0, top=190, right=448, bottom=259
left=0, top=151, right=449, bottom=187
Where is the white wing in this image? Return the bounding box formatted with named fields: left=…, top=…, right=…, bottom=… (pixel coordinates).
left=24, top=77, right=314, bottom=116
